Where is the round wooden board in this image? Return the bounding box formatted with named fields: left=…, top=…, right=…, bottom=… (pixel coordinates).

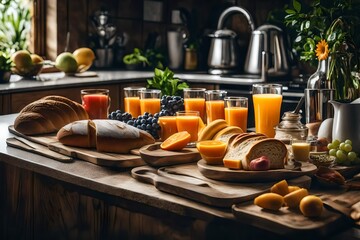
left=139, top=143, right=201, bottom=167
left=197, top=160, right=318, bottom=182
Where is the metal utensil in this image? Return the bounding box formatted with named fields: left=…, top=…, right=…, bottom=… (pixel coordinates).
left=292, top=95, right=305, bottom=114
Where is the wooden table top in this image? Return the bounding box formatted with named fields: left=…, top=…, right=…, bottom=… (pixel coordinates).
left=1, top=114, right=359, bottom=239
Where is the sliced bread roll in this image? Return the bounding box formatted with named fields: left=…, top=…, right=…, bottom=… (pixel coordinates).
left=223, top=134, right=267, bottom=169
left=56, top=120, right=96, bottom=148
left=57, top=119, right=155, bottom=153
left=241, top=138, right=287, bottom=170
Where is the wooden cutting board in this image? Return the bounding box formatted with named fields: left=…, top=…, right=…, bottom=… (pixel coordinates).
left=131, top=164, right=312, bottom=207
left=197, top=159, right=318, bottom=182
left=232, top=200, right=347, bottom=238
left=138, top=143, right=201, bottom=167
left=8, top=125, right=145, bottom=168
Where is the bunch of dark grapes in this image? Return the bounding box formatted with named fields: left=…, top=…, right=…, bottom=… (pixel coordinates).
left=109, top=110, right=160, bottom=139
left=159, top=95, right=184, bottom=116
left=109, top=110, right=133, bottom=122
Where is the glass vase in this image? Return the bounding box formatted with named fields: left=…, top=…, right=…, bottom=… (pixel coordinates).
left=307, top=58, right=330, bottom=89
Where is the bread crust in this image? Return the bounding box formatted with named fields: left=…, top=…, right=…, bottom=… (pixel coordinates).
left=14, top=112, right=57, bottom=135
left=14, top=96, right=89, bottom=135
left=57, top=120, right=155, bottom=153
left=223, top=133, right=286, bottom=170
left=42, top=95, right=89, bottom=119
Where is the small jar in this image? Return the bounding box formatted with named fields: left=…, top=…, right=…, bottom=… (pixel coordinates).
left=275, top=111, right=308, bottom=144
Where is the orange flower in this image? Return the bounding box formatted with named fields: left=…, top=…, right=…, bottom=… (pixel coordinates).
left=315, top=39, right=329, bottom=60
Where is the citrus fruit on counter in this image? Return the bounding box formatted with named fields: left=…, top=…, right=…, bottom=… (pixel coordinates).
left=73, top=47, right=95, bottom=72
left=55, top=52, right=78, bottom=74
left=11, top=50, right=33, bottom=72
left=160, top=131, right=191, bottom=151
left=30, top=54, right=44, bottom=64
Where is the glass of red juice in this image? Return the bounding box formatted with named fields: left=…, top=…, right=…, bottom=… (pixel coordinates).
left=81, top=89, right=110, bottom=119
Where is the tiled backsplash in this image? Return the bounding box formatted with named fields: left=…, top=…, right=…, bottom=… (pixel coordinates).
left=51, top=0, right=290, bottom=69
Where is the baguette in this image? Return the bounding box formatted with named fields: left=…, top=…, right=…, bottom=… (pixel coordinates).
left=57, top=119, right=155, bottom=153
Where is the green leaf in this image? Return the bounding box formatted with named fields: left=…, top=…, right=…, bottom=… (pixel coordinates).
left=285, top=9, right=296, bottom=14
left=293, top=0, right=301, bottom=12
left=147, top=67, right=189, bottom=96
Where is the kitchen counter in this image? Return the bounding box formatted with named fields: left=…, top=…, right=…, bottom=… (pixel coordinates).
left=0, top=113, right=359, bottom=239
left=0, top=70, right=265, bottom=94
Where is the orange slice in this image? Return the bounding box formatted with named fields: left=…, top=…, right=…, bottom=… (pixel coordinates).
left=160, top=131, right=191, bottom=151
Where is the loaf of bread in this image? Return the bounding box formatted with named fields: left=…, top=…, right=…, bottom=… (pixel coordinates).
left=223, top=133, right=287, bottom=170
left=57, top=119, right=155, bottom=153
left=14, top=95, right=89, bottom=135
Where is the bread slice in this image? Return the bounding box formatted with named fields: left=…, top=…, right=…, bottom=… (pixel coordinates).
left=56, top=120, right=95, bottom=148
left=213, top=126, right=243, bottom=140
left=243, top=138, right=287, bottom=170
left=223, top=134, right=267, bottom=169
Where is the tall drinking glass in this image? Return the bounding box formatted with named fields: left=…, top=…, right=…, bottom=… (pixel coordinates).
left=124, top=87, right=146, bottom=117
left=81, top=89, right=110, bottom=119
left=139, top=89, right=161, bottom=115
left=205, top=90, right=227, bottom=124
left=183, top=88, right=206, bottom=123
left=176, top=110, right=199, bottom=143
left=252, top=84, right=283, bottom=137
left=224, top=96, right=248, bottom=132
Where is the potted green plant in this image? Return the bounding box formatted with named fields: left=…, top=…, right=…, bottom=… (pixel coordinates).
left=147, top=67, right=189, bottom=96
left=123, top=48, right=149, bottom=70
left=0, top=51, right=12, bottom=83
left=283, top=0, right=360, bottom=101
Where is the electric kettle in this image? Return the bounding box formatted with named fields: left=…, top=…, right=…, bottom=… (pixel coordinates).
left=244, top=24, right=292, bottom=78
left=207, top=6, right=255, bottom=74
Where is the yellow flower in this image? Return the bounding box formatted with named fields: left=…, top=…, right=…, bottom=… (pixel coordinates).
left=315, top=39, right=329, bottom=60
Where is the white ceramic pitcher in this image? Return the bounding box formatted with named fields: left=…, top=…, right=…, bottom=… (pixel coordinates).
left=330, top=98, right=360, bottom=153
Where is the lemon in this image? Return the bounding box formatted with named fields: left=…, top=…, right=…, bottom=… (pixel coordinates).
left=11, top=50, right=33, bottom=72
left=73, top=47, right=95, bottom=71
left=55, top=52, right=78, bottom=74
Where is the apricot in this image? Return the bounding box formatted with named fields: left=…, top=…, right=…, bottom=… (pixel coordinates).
left=284, top=188, right=308, bottom=208
left=300, top=195, right=323, bottom=217
left=254, top=193, right=284, bottom=211
left=270, top=180, right=289, bottom=196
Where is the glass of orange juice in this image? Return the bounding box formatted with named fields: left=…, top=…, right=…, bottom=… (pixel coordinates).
left=158, top=116, right=178, bottom=141
left=124, top=87, right=146, bottom=117
left=291, top=139, right=311, bottom=162
left=252, top=84, right=283, bottom=137
left=224, top=96, right=248, bottom=132
left=183, top=88, right=206, bottom=123
left=176, top=110, right=199, bottom=143
left=139, top=89, right=161, bottom=115
left=205, top=90, right=227, bottom=124
left=81, top=89, right=110, bottom=119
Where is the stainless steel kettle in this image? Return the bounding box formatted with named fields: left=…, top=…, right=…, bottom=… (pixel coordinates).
left=207, top=29, right=239, bottom=74
left=207, top=6, right=255, bottom=75
left=244, top=24, right=291, bottom=78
